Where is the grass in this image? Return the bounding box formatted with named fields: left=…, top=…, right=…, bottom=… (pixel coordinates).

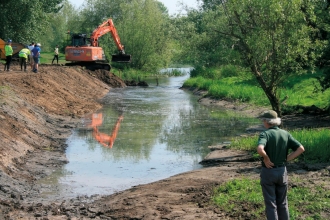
left=183, top=69, right=330, bottom=111
left=290, top=129, right=330, bottom=163
left=229, top=128, right=330, bottom=163
left=213, top=177, right=330, bottom=219
left=39, top=52, right=66, bottom=64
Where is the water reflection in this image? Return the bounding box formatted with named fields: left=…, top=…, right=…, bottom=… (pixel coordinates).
left=87, top=113, right=123, bottom=148
left=36, top=68, right=259, bottom=199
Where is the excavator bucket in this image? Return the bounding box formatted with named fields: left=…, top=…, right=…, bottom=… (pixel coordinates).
left=111, top=54, right=131, bottom=63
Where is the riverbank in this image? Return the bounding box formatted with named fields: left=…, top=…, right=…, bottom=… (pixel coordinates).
left=0, top=66, right=329, bottom=219
left=0, top=65, right=126, bottom=218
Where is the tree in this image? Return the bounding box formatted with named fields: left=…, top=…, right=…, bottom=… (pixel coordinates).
left=201, top=0, right=223, bottom=11
left=116, top=0, right=172, bottom=71
left=0, top=0, right=64, bottom=43
left=39, top=0, right=80, bottom=51
left=303, top=0, right=330, bottom=99
left=204, top=0, right=317, bottom=115
left=172, top=9, right=242, bottom=67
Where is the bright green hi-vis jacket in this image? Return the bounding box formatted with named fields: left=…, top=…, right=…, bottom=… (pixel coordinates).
left=5, top=45, right=13, bottom=56
left=19, top=48, right=31, bottom=59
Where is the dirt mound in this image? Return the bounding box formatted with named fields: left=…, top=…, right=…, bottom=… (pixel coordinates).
left=87, top=68, right=127, bottom=88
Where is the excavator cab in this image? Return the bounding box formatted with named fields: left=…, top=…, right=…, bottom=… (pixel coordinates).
left=71, top=34, right=89, bottom=47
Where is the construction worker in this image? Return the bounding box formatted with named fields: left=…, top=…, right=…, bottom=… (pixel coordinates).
left=4, top=39, right=13, bottom=71
left=31, top=43, right=41, bottom=73
left=19, top=46, right=31, bottom=71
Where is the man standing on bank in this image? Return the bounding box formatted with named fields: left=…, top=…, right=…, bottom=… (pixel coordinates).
left=257, top=110, right=305, bottom=220
left=52, top=45, right=59, bottom=64
left=32, top=43, right=41, bottom=73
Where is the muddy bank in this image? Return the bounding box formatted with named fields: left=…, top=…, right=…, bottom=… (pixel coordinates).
left=0, top=65, right=126, bottom=218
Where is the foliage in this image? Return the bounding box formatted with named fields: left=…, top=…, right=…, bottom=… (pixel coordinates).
left=305, top=1, right=330, bottom=94
left=201, top=0, right=223, bottom=11
left=190, top=65, right=246, bottom=78
left=178, top=0, right=327, bottom=115
left=185, top=68, right=330, bottom=112
left=39, top=0, right=79, bottom=51
left=116, top=0, right=172, bottom=71
left=161, top=69, right=187, bottom=76
left=171, top=9, right=242, bottom=68
left=0, top=0, right=64, bottom=44
left=316, top=68, right=330, bottom=94
left=213, top=177, right=330, bottom=219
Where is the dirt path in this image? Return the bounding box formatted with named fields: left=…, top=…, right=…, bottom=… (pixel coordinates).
left=0, top=65, right=329, bottom=219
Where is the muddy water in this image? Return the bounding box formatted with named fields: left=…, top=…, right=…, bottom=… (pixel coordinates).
left=37, top=68, right=259, bottom=200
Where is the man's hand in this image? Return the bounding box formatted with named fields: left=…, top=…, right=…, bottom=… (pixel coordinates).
left=263, top=156, right=274, bottom=168
left=287, top=145, right=305, bottom=161
left=257, top=144, right=274, bottom=168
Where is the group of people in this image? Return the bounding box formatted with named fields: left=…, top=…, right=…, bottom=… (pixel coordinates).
left=2, top=39, right=59, bottom=73
left=21, top=42, right=42, bottom=73
left=2, top=40, right=41, bottom=73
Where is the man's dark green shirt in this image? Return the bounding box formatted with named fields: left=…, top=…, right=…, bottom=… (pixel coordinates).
left=258, top=126, right=302, bottom=166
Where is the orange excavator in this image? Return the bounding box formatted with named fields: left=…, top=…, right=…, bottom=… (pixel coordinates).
left=89, top=113, right=123, bottom=148
left=65, top=19, right=131, bottom=71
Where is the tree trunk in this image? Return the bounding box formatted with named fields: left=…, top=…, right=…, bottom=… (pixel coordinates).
left=252, top=68, right=282, bottom=117
left=266, top=91, right=282, bottom=117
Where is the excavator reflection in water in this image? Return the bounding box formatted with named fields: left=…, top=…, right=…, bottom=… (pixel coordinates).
left=88, top=113, right=123, bottom=148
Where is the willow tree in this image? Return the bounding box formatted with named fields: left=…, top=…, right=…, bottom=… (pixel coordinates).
left=205, top=0, right=318, bottom=115
left=117, top=0, right=172, bottom=71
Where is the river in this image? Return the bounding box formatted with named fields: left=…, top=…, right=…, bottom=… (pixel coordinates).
left=37, top=68, right=259, bottom=200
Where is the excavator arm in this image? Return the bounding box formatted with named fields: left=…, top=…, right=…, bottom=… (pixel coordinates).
left=90, top=19, right=131, bottom=62
left=90, top=19, right=125, bottom=52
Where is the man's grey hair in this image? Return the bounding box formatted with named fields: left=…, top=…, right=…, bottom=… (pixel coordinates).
left=262, top=117, right=281, bottom=126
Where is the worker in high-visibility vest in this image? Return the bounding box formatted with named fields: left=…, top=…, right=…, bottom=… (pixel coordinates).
left=19, top=46, right=31, bottom=72
left=4, top=39, right=13, bottom=71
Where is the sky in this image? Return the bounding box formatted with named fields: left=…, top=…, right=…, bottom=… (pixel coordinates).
left=68, top=0, right=199, bottom=15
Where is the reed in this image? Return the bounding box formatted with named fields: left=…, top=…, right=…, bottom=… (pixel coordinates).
left=161, top=68, right=187, bottom=76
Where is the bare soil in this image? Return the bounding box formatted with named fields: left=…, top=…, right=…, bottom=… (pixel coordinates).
left=0, top=65, right=329, bottom=220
